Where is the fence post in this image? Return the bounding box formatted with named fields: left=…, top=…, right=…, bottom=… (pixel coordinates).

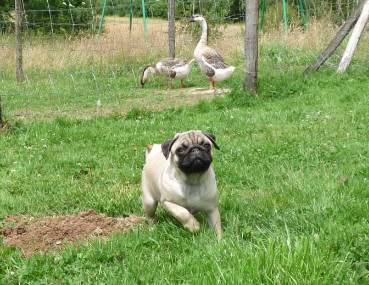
left=168, top=0, right=175, bottom=58
left=244, top=0, right=259, bottom=92
left=305, top=0, right=367, bottom=72
left=337, top=0, right=369, bottom=73
left=15, top=0, right=25, bottom=83
left=0, top=93, right=2, bottom=127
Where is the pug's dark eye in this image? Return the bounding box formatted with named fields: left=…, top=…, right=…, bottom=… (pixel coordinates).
left=176, top=147, right=185, bottom=154
left=203, top=143, right=211, bottom=149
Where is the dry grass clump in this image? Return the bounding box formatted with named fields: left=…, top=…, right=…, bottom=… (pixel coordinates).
left=260, top=19, right=340, bottom=51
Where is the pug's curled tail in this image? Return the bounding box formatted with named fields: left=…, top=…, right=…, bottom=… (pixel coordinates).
left=146, top=144, right=153, bottom=157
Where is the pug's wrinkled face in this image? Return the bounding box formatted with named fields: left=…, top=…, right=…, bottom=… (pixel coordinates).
left=162, top=131, right=220, bottom=174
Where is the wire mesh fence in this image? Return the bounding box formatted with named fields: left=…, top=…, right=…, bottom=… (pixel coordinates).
left=0, top=0, right=368, bottom=121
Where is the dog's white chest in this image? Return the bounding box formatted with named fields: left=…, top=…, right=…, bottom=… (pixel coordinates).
left=160, top=168, right=217, bottom=213
left=183, top=184, right=212, bottom=213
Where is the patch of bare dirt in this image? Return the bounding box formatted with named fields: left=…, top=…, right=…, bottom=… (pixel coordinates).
left=0, top=209, right=144, bottom=258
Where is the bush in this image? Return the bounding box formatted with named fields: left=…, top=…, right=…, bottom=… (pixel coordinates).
left=0, top=0, right=13, bottom=33
left=23, top=0, right=98, bottom=34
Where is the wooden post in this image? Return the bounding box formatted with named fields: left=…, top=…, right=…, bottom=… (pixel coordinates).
left=244, top=0, right=259, bottom=92
left=305, top=0, right=367, bottom=72
left=0, top=93, right=2, bottom=127
left=168, top=0, right=175, bottom=58
left=337, top=0, right=369, bottom=73
left=15, top=0, right=25, bottom=83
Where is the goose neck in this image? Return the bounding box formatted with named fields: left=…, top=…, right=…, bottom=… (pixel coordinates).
left=199, top=19, right=208, bottom=45
left=146, top=66, right=160, bottom=77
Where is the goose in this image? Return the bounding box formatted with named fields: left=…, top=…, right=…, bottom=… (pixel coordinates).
left=187, top=15, right=235, bottom=90
left=140, top=58, right=195, bottom=89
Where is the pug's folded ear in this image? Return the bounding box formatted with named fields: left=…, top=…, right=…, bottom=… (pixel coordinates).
left=203, top=132, right=220, bottom=150
left=161, top=135, right=179, bottom=159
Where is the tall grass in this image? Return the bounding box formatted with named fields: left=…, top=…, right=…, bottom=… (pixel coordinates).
left=2, top=16, right=368, bottom=73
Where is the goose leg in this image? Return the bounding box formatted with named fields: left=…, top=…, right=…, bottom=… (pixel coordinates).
left=181, top=80, right=184, bottom=88
left=169, top=79, right=174, bottom=90
left=209, top=79, right=215, bottom=90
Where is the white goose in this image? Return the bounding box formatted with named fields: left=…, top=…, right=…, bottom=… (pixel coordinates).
left=140, top=58, right=195, bottom=89
left=187, top=15, right=235, bottom=90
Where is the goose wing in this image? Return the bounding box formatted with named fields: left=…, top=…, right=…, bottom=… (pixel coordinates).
left=202, top=47, right=230, bottom=69
left=161, top=58, right=187, bottom=69
left=158, top=58, right=188, bottom=78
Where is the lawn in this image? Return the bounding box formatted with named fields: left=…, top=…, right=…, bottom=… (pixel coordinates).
left=1, top=18, right=369, bottom=283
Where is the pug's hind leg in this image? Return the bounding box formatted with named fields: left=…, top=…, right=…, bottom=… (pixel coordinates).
left=163, top=201, right=200, bottom=234
left=206, top=208, right=222, bottom=240
left=142, top=195, right=158, bottom=226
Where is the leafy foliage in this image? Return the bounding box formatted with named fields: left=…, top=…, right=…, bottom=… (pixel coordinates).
left=0, top=0, right=13, bottom=33
left=23, top=0, right=98, bottom=34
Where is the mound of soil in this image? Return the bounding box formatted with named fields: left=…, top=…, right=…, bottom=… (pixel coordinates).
left=0, top=209, right=144, bottom=258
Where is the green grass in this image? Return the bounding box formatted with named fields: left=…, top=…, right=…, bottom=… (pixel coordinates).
left=1, top=47, right=369, bottom=283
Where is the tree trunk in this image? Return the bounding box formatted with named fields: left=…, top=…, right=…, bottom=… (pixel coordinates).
left=168, top=0, right=175, bottom=58
left=337, top=0, right=369, bottom=73
left=15, top=0, right=25, bottom=83
left=305, top=0, right=367, bottom=72
left=244, top=0, right=259, bottom=92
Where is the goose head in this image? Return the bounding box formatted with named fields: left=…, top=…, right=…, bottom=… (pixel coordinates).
left=140, top=67, right=149, bottom=88
left=187, top=14, right=206, bottom=23
left=141, top=66, right=156, bottom=88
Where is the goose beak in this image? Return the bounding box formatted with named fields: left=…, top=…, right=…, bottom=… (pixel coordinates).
left=187, top=16, right=195, bottom=23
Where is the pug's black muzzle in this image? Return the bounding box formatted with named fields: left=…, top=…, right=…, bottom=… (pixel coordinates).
left=178, top=148, right=212, bottom=174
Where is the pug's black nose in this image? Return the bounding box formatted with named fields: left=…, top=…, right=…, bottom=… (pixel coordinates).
left=192, top=148, right=200, bottom=154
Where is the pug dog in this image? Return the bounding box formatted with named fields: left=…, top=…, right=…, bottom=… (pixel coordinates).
left=142, top=130, right=221, bottom=239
